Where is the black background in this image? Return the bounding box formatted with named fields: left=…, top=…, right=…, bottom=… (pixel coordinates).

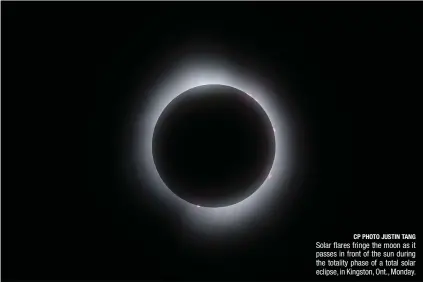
left=2, top=2, right=422, bottom=281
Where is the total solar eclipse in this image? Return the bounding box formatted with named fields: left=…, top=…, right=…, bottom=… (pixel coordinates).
left=127, top=55, right=297, bottom=237
left=152, top=84, right=276, bottom=208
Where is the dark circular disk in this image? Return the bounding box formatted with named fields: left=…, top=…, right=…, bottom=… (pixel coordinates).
left=152, top=84, right=276, bottom=207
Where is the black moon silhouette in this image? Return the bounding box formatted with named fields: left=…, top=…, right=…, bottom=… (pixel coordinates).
left=152, top=84, right=276, bottom=207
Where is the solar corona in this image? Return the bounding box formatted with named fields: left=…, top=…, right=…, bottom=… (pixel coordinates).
left=129, top=55, right=296, bottom=237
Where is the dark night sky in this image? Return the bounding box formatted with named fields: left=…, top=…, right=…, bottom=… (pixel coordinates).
left=2, top=2, right=422, bottom=281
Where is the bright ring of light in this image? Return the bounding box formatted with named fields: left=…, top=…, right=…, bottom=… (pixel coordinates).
left=130, top=55, right=295, bottom=238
